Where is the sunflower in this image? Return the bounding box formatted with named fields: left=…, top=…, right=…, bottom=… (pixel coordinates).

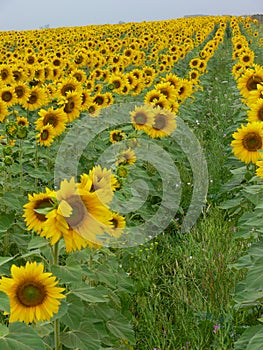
left=61, top=91, right=82, bottom=122
left=0, top=100, right=9, bottom=122
left=14, top=83, right=31, bottom=104
left=103, top=212, right=126, bottom=238
left=144, top=89, right=163, bottom=105
left=189, top=58, right=201, bottom=69
left=70, top=68, right=87, bottom=84
left=239, top=50, right=254, bottom=67
left=56, top=177, right=112, bottom=243
left=231, top=122, right=263, bottom=164
left=108, top=74, right=129, bottom=94
left=145, top=106, right=177, bottom=138
left=36, top=125, right=56, bottom=147
left=237, top=65, right=263, bottom=99
left=0, top=64, right=13, bottom=85
left=41, top=205, right=92, bottom=252
left=85, top=80, right=95, bottom=92
left=188, top=69, right=200, bottom=83
left=103, top=92, right=114, bottom=107
left=126, top=72, right=138, bottom=89
left=0, top=261, right=65, bottom=324
left=155, top=82, right=178, bottom=102
left=93, top=93, right=108, bottom=108
left=109, top=129, right=126, bottom=143
left=23, top=188, right=56, bottom=234
left=247, top=99, right=263, bottom=122
left=87, top=102, right=101, bottom=117
left=177, top=79, right=193, bottom=103
left=130, top=105, right=154, bottom=132
left=256, top=160, right=263, bottom=178
left=116, top=148, right=137, bottom=166
left=12, top=65, right=27, bottom=83
left=55, top=77, right=82, bottom=98
left=163, top=73, right=181, bottom=89
left=78, top=167, right=115, bottom=206
left=232, top=63, right=246, bottom=80
left=0, top=86, right=17, bottom=107
left=21, top=86, right=48, bottom=111
left=16, top=116, right=29, bottom=127
left=62, top=227, right=95, bottom=252
left=246, top=84, right=263, bottom=107
left=36, top=107, right=67, bottom=136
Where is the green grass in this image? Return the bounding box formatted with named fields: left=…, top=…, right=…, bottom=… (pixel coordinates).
left=116, top=31, right=258, bottom=349
left=121, top=208, right=247, bottom=350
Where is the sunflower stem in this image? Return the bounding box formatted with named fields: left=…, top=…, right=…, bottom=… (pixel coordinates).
left=19, top=139, right=23, bottom=191
left=35, top=140, right=39, bottom=189
left=52, top=242, right=61, bottom=350
left=54, top=319, right=61, bottom=350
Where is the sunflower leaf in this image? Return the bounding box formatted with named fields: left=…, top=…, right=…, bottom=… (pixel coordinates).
left=71, top=286, right=109, bottom=303
left=0, top=291, right=10, bottom=312
left=33, top=207, right=54, bottom=215
left=0, top=322, right=45, bottom=350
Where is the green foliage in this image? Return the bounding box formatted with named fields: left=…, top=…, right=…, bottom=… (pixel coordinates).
left=0, top=322, right=45, bottom=350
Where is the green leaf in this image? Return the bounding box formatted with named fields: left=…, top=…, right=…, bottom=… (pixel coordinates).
left=2, top=191, right=27, bottom=212
left=0, top=322, right=45, bottom=350
left=28, top=236, right=50, bottom=250
left=0, top=291, right=10, bottom=312
left=235, top=325, right=263, bottom=350
left=61, top=327, right=101, bottom=350
left=219, top=197, right=244, bottom=209
left=33, top=207, right=53, bottom=215
left=61, top=294, right=84, bottom=329
left=0, top=212, right=15, bottom=232
left=0, top=324, right=8, bottom=337
left=33, top=323, right=53, bottom=338
left=50, top=264, right=82, bottom=284
left=245, top=257, right=263, bottom=290
left=106, top=319, right=135, bottom=344
left=72, top=286, right=109, bottom=303
left=0, top=256, right=15, bottom=267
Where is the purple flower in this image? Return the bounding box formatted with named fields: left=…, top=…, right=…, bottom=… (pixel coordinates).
left=213, top=324, right=220, bottom=333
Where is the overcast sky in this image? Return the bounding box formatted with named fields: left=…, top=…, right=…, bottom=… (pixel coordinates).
left=0, top=0, right=262, bottom=31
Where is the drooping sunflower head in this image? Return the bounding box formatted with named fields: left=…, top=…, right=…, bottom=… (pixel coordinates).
left=231, top=122, right=263, bottom=164
left=0, top=261, right=65, bottom=324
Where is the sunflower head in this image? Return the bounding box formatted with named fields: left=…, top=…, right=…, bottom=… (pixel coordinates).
left=0, top=261, right=65, bottom=324
left=231, top=122, right=263, bottom=164
left=109, top=129, right=126, bottom=143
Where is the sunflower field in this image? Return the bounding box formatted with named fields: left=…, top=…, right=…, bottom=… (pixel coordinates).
left=0, top=14, right=263, bottom=349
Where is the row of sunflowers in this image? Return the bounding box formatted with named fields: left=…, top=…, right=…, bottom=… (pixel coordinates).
left=0, top=14, right=262, bottom=349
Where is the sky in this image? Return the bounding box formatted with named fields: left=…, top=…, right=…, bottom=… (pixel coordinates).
left=0, top=0, right=262, bottom=31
